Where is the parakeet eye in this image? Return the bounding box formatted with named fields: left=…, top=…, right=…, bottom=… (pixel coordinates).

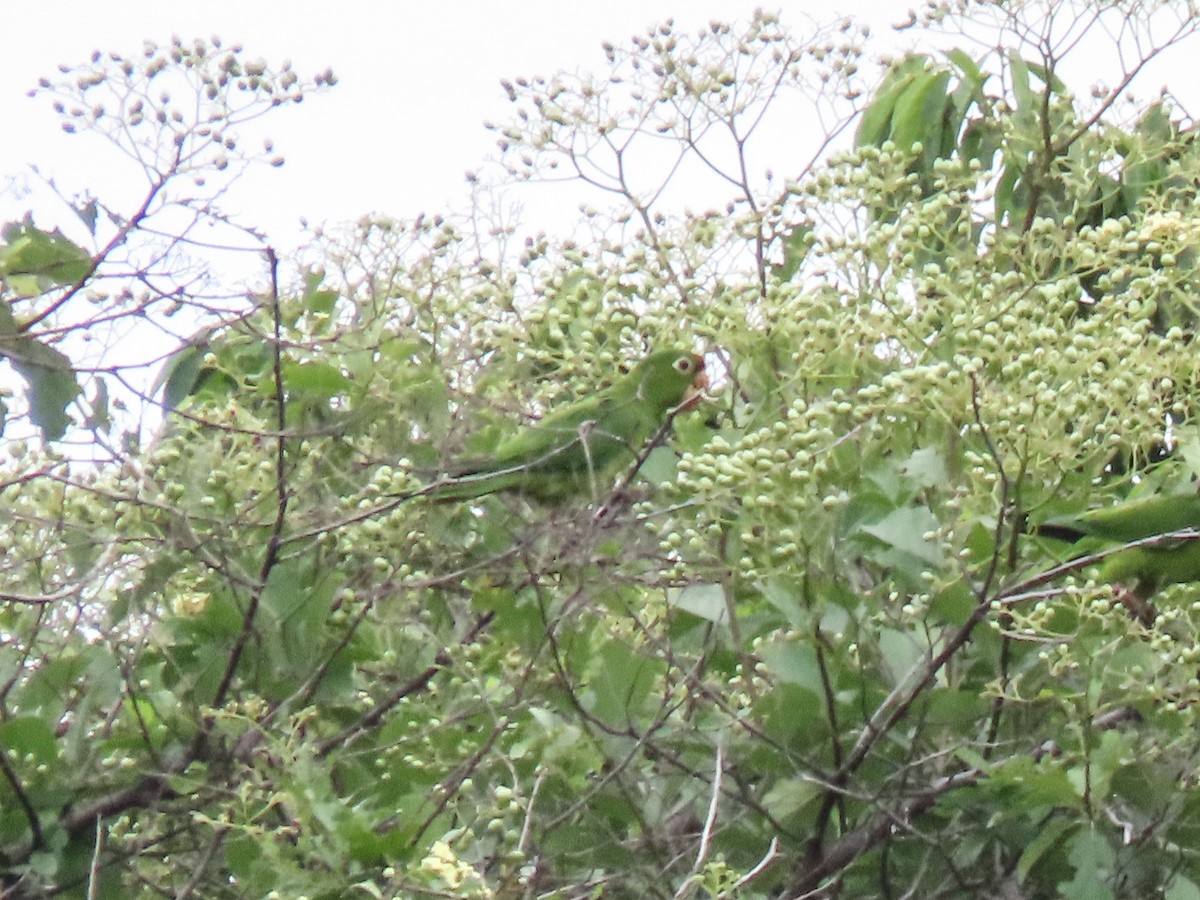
left=674, top=356, right=695, bottom=373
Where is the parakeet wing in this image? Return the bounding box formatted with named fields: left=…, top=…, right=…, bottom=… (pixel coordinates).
left=1099, top=539, right=1200, bottom=587
left=1036, top=492, right=1200, bottom=605
left=1042, top=493, right=1200, bottom=543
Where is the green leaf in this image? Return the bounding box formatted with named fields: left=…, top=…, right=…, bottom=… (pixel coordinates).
left=154, top=341, right=207, bottom=411
left=1008, top=51, right=1036, bottom=113
left=860, top=506, right=944, bottom=565
left=898, top=447, right=947, bottom=488
left=1024, top=57, right=1070, bottom=95
left=855, top=55, right=930, bottom=148
left=996, top=154, right=1021, bottom=223
left=878, top=628, right=924, bottom=685
left=759, top=577, right=809, bottom=630
left=761, top=777, right=820, bottom=820
left=260, top=561, right=334, bottom=684
left=305, top=289, right=339, bottom=317
left=225, top=834, right=262, bottom=879
left=991, top=757, right=1082, bottom=810
left=588, top=641, right=659, bottom=726
left=283, top=360, right=351, bottom=397
left=669, top=582, right=728, bottom=624
left=945, top=49, right=984, bottom=93
left=634, top=445, right=677, bottom=486
left=84, top=376, right=110, bottom=432
left=0, top=222, right=92, bottom=287
left=0, top=334, right=81, bottom=440
left=890, top=70, right=951, bottom=157
left=930, top=578, right=975, bottom=624
left=774, top=222, right=814, bottom=282
left=1016, top=817, right=1075, bottom=883
left=472, top=584, right=543, bottom=650
left=0, top=717, right=57, bottom=764
left=756, top=681, right=823, bottom=745
left=759, top=638, right=823, bottom=691
left=1059, top=828, right=1115, bottom=900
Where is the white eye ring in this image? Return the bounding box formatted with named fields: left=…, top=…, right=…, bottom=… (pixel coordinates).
left=674, top=357, right=693, bottom=373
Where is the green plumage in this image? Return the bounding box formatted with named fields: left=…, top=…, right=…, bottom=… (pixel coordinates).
left=1038, top=493, right=1200, bottom=597
left=429, top=349, right=707, bottom=501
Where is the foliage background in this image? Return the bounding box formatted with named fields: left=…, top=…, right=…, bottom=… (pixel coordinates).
left=4, top=3, right=1200, bottom=897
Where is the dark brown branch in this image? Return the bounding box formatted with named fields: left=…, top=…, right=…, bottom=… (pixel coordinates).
left=790, top=769, right=981, bottom=898
left=59, top=772, right=178, bottom=838
left=208, top=248, right=287, bottom=713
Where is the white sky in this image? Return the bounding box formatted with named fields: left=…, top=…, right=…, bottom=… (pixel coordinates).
left=1, top=0, right=909, bottom=248
left=6, top=3, right=1200, bottom=248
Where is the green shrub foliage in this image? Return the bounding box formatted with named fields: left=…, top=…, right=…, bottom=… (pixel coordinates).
left=4, top=6, right=1200, bottom=898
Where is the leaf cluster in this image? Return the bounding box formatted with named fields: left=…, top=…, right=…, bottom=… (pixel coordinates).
left=7, top=5, right=1200, bottom=899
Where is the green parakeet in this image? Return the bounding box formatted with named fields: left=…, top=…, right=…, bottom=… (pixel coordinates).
left=428, top=349, right=708, bottom=501
left=1037, top=492, right=1200, bottom=620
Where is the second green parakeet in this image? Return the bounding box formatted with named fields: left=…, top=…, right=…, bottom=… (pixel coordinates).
left=428, top=349, right=708, bottom=501
left=1037, top=492, right=1200, bottom=619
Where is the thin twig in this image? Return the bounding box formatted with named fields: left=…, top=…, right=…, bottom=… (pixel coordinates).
left=731, top=837, right=780, bottom=892
left=86, top=816, right=104, bottom=900
left=673, top=744, right=727, bottom=899
left=695, top=745, right=724, bottom=870
left=516, top=770, right=546, bottom=856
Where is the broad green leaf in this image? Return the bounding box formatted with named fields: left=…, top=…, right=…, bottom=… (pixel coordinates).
left=755, top=681, right=823, bottom=745
left=855, top=55, right=930, bottom=148
left=890, top=70, right=951, bottom=158
left=1016, top=817, right=1075, bottom=884
left=635, top=445, right=677, bottom=486
left=225, top=834, right=263, bottom=880
left=305, top=289, right=339, bottom=317
left=472, top=584, right=544, bottom=650
left=946, top=48, right=984, bottom=92
left=991, top=757, right=1082, bottom=811
left=899, top=447, right=947, bottom=488
left=283, top=360, right=351, bottom=397
left=759, top=638, right=822, bottom=691
left=761, top=777, right=820, bottom=820
left=759, top=577, right=809, bottom=630
left=878, top=628, right=924, bottom=685
left=996, top=154, right=1021, bottom=222
left=1059, top=828, right=1115, bottom=900
left=860, top=506, right=944, bottom=565
left=1008, top=51, right=1036, bottom=113
left=0, top=335, right=80, bottom=440
left=588, top=640, right=659, bottom=726
left=669, top=582, right=728, bottom=624
left=0, top=222, right=92, bottom=286
left=0, top=717, right=57, bottom=764
left=154, top=341, right=206, bottom=410
left=261, top=560, right=335, bottom=684
left=1024, top=57, right=1070, bottom=95
left=930, top=578, right=975, bottom=624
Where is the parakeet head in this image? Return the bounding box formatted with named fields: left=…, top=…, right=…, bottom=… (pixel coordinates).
left=633, top=350, right=708, bottom=412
